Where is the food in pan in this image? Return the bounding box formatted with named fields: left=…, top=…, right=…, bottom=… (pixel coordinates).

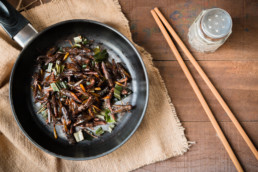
left=32, top=35, right=133, bottom=144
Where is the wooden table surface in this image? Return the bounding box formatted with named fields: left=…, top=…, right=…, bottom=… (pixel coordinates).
left=120, top=1, right=258, bottom=171
left=12, top=0, right=258, bottom=171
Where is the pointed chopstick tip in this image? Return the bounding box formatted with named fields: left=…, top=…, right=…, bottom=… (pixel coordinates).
left=154, top=7, right=159, bottom=11
left=151, top=7, right=159, bottom=14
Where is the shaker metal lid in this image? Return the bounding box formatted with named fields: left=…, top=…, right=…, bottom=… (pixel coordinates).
left=201, top=8, right=232, bottom=39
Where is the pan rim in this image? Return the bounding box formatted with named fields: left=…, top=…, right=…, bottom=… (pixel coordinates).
left=9, top=19, right=149, bottom=160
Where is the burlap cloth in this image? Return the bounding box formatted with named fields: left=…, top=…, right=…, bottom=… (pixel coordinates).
left=0, top=0, right=190, bottom=171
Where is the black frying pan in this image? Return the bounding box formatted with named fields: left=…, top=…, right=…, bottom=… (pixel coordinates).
left=0, top=0, right=148, bottom=160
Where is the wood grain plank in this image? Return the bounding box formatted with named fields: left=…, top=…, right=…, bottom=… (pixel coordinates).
left=154, top=61, right=258, bottom=122
left=119, top=0, right=258, bottom=61
left=10, top=0, right=258, bottom=61
left=135, top=122, right=258, bottom=172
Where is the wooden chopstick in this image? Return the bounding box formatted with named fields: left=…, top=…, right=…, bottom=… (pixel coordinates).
left=151, top=9, right=244, bottom=172
left=153, top=7, right=258, bottom=161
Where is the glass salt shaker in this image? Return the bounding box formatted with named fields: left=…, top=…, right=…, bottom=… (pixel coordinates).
left=188, top=8, right=232, bottom=53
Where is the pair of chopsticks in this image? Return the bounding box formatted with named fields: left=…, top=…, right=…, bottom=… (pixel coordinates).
left=151, top=7, right=258, bottom=172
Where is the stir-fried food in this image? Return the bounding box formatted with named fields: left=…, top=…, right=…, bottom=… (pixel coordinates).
left=32, top=36, right=133, bottom=144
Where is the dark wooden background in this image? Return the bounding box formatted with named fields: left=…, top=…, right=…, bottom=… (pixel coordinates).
left=11, top=0, right=258, bottom=171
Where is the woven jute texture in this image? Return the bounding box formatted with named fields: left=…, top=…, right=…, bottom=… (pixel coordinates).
left=0, top=0, right=189, bottom=171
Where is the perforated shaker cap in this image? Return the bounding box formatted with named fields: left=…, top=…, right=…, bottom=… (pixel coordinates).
left=201, top=8, right=232, bottom=39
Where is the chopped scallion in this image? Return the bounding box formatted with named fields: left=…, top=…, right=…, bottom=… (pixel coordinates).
left=41, top=110, right=48, bottom=120
left=73, top=130, right=84, bottom=142
left=50, top=83, right=60, bottom=92
left=107, top=126, right=113, bottom=133
left=93, top=46, right=100, bottom=54
left=46, top=63, right=53, bottom=72
left=114, top=89, right=121, bottom=100
left=95, top=127, right=104, bottom=136
left=82, top=38, right=88, bottom=45
left=105, top=114, right=115, bottom=123
left=115, top=84, right=123, bottom=91
left=100, top=109, right=110, bottom=116
left=37, top=103, right=47, bottom=114
left=73, top=43, right=81, bottom=48
left=114, top=84, right=123, bottom=100
left=99, top=109, right=115, bottom=123
left=55, top=60, right=61, bottom=74
left=73, top=36, right=82, bottom=43
left=109, top=124, right=115, bottom=129
left=96, top=115, right=105, bottom=120
left=52, top=68, right=57, bottom=76
left=59, top=81, right=67, bottom=89
left=93, top=49, right=108, bottom=62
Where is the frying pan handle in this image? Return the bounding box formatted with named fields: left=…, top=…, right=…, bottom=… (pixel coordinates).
left=0, top=0, right=29, bottom=37
left=0, top=0, right=37, bottom=47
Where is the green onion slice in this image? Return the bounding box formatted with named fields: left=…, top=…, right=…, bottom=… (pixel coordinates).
left=73, top=43, right=81, bottom=48
left=114, top=84, right=123, bottom=100
left=93, top=49, right=108, bottom=62
left=73, top=36, right=82, bottom=43
left=73, top=130, right=84, bottom=142
left=46, top=63, right=53, bottom=72
left=95, top=127, right=104, bottom=136
left=50, top=83, right=60, bottom=92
